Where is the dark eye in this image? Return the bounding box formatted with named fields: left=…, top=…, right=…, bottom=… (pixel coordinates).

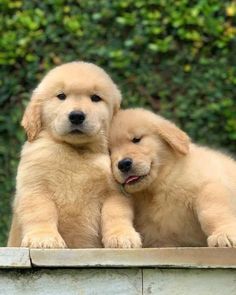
left=132, top=137, right=141, bottom=143
left=91, top=94, right=102, bottom=102
left=57, top=92, right=66, bottom=100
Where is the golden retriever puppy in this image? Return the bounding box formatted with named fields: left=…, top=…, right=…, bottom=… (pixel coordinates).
left=7, top=62, right=141, bottom=249
left=109, top=108, right=236, bottom=247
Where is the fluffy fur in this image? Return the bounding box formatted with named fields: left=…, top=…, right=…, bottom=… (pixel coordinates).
left=109, top=108, right=236, bottom=247
left=7, top=62, right=141, bottom=248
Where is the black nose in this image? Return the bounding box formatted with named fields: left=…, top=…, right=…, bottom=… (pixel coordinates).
left=69, top=111, right=86, bottom=125
left=118, top=158, right=133, bottom=173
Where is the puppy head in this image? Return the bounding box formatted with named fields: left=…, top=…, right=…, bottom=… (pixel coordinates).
left=109, top=108, right=190, bottom=193
left=22, top=62, right=122, bottom=145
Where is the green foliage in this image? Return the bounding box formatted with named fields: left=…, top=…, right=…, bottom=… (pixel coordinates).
left=0, top=0, right=236, bottom=245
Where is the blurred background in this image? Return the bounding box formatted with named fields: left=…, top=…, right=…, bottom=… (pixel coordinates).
left=0, top=0, right=236, bottom=246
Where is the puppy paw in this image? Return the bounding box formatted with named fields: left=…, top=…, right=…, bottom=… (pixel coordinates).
left=21, top=231, right=67, bottom=249
left=103, top=229, right=142, bottom=248
left=207, top=232, right=236, bottom=247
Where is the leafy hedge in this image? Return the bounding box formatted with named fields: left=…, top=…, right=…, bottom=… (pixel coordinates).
left=0, top=0, right=236, bottom=245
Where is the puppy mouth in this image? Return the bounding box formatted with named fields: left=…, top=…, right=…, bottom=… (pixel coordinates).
left=69, top=129, right=84, bottom=135
left=123, top=175, right=147, bottom=185
left=68, top=125, right=101, bottom=136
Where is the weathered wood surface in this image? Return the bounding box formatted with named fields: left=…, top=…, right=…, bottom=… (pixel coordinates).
left=0, top=248, right=236, bottom=295
left=30, top=248, right=236, bottom=268
left=143, top=269, right=236, bottom=295
left=1, top=268, right=236, bottom=295
left=0, top=248, right=30, bottom=268
left=0, top=269, right=142, bottom=295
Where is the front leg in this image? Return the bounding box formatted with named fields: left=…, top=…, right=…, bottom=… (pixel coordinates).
left=102, top=193, right=142, bottom=248
left=14, top=194, right=66, bottom=248
left=196, top=183, right=236, bottom=247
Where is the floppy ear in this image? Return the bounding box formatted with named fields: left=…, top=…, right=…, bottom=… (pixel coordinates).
left=113, top=88, right=122, bottom=115
left=154, top=117, right=190, bottom=155
left=21, top=92, right=42, bottom=142
left=113, top=99, right=121, bottom=115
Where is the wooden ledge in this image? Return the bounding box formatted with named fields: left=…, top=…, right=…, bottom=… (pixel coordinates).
left=30, top=248, right=236, bottom=268
left=0, top=248, right=236, bottom=269
left=0, top=248, right=31, bottom=268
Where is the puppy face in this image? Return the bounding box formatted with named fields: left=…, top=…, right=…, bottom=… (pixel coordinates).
left=109, top=109, right=190, bottom=193
left=22, top=62, right=121, bottom=145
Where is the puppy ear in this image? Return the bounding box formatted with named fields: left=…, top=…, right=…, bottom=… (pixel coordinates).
left=155, top=117, right=190, bottom=155
left=113, top=99, right=121, bottom=115
left=113, top=88, right=122, bottom=115
left=21, top=92, right=42, bottom=142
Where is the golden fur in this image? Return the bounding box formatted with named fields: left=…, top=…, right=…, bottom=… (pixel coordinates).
left=109, top=108, right=236, bottom=247
left=7, top=62, right=141, bottom=248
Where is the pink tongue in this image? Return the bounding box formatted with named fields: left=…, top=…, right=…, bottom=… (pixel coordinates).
left=125, top=176, right=140, bottom=184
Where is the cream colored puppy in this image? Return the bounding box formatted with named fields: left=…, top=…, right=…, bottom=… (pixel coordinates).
left=7, top=62, right=141, bottom=249
left=109, top=108, right=236, bottom=247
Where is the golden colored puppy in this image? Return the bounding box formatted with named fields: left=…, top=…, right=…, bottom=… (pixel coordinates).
left=109, top=108, right=236, bottom=247
left=7, top=62, right=141, bottom=248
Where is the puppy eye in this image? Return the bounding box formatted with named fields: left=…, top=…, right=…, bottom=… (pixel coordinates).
left=57, top=92, right=66, bottom=100
left=90, top=94, right=102, bottom=102
left=132, top=137, right=141, bottom=144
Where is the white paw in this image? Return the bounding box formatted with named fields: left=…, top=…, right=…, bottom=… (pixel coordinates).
left=207, top=232, right=236, bottom=247
left=103, top=229, right=142, bottom=248
left=21, top=232, right=67, bottom=249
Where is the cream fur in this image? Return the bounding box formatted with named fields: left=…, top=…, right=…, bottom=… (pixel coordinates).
left=109, top=108, right=236, bottom=247
left=7, top=62, right=141, bottom=249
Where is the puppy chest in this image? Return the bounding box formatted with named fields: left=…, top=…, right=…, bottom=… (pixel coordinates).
left=135, top=197, right=206, bottom=247
left=45, top=148, right=108, bottom=187
left=57, top=201, right=103, bottom=248
left=48, top=159, right=109, bottom=204
left=48, top=159, right=107, bottom=233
